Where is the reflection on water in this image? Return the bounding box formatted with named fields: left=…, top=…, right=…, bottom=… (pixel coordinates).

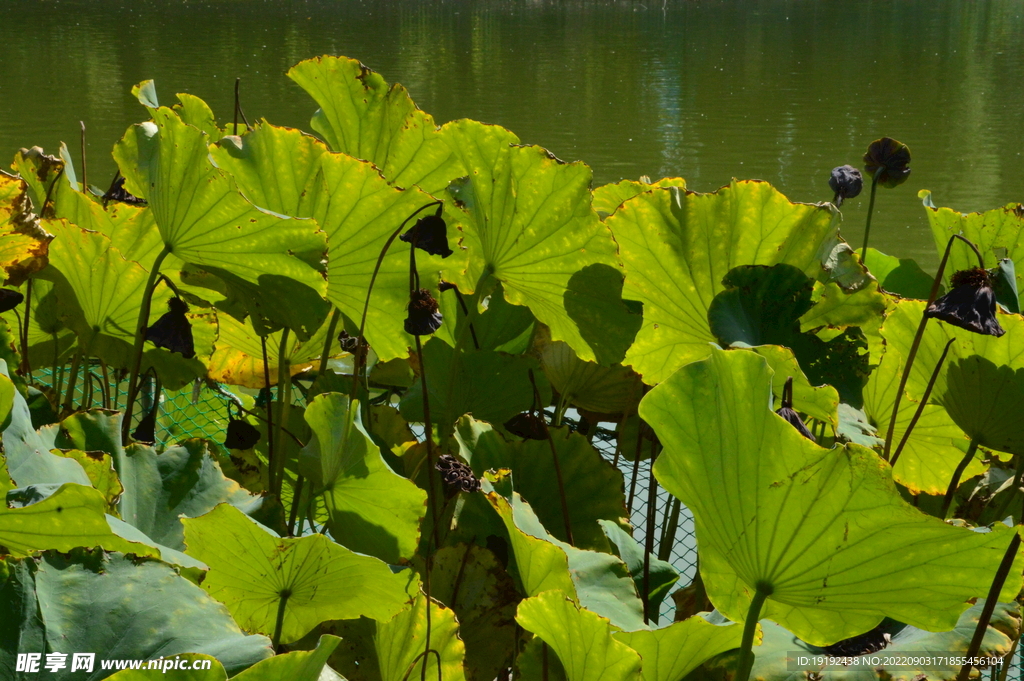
left=1, top=0, right=1022, bottom=266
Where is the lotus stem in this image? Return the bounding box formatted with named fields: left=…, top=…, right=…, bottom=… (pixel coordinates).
left=233, top=78, right=250, bottom=133
left=542, top=643, right=549, bottom=681
left=942, top=438, right=981, bottom=517
left=316, top=308, right=341, bottom=378
left=736, top=585, right=770, bottom=681
left=79, top=121, right=87, bottom=191
left=61, top=349, right=82, bottom=415
left=955, top=531, right=1022, bottom=681
left=271, top=588, right=290, bottom=652
left=99, top=361, right=111, bottom=409
left=883, top=235, right=977, bottom=460
left=544, top=426, right=574, bottom=546
left=626, top=421, right=645, bottom=514
left=643, top=438, right=660, bottom=624
left=659, top=497, right=682, bottom=562
left=988, top=455, right=1024, bottom=525
left=273, top=328, right=292, bottom=499
left=286, top=475, right=303, bottom=537
left=452, top=289, right=480, bottom=350
left=20, top=278, right=32, bottom=376
left=121, top=246, right=171, bottom=444
left=997, top=633, right=1018, bottom=681
left=398, top=647, right=441, bottom=681
left=860, top=170, right=881, bottom=263
left=890, top=339, right=955, bottom=466
left=260, top=336, right=276, bottom=494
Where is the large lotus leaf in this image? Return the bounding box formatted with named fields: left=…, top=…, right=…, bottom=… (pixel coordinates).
left=457, top=417, right=626, bottom=550
left=641, top=348, right=1022, bottom=646
left=880, top=299, right=1024, bottom=455
left=797, top=241, right=887, bottom=332
left=0, top=483, right=158, bottom=557
left=0, top=550, right=273, bottom=679
left=207, top=311, right=342, bottom=388
left=174, top=91, right=223, bottom=137
left=538, top=338, right=644, bottom=416
left=0, top=370, right=12, bottom=430
left=232, top=635, right=341, bottom=681
left=9, top=145, right=63, bottom=213
left=53, top=448, right=121, bottom=511
left=611, top=180, right=839, bottom=384
left=516, top=590, right=641, bottom=681
left=422, top=544, right=520, bottom=681
left=400, top=338, right=538, bottom=432
left=300, top=393, right=425, bottom=563
left=861, top=350, right=980, bottom=495
left=287, top=56, right=462, bottom=195
left=598, top=520, right=678, bottom=621
left=592, top=178, right=687, bottom=219
left=745, top=345, right=839, bottom=427
left=863, top=248, right=936, bottom=300
left=612, top=616, right=744, bottom=681
left=439, top=119, right=622, bottom=364
left=375, top=594, right=468, bottom=681
left=119, top=439, right=263, bottom=551
left=0, top=174, right=51, bottom=285
left=183, top=503, right=417, bottom=644
left=0, top=359, right=91, bottom=488
left=698, top=600, right=1019, bottom=681
left=486, top=486, right=645, bottom=631
left=922, top=191, right=1024, bottom=307
left=112, top=106, right=326, bottom=293
left=0, top=278, right=77, bottom=371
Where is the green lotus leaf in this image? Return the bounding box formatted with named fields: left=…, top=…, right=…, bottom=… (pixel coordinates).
left=435, top=280, right=536, bottom=354
left=105, top=654, right=226, bottom=680
left=745, top=344, right=839, bottom=427
left=0, top=359, right=92, bottom=488
left=183, top=503, right=417, bottom=644
left=174, top=92, right=223, bottom=139
left=457, top=417, right=626, bottom=550
left=797, top=241, right=887, bottom=332
left=592, top=177, right=686, bottom=219
left=641, top=348, right=1022, bottom=646
left=419, top=543, right=520, bottom=681
left=0, top=278, right=77, bottom=372
left=881, top=299, right=1024, bottom=455
left=0, top=483, right=158, bottom=557
left=112, top=106, right=326, bottom=295
left=207, top=311, right=342, bottom=388
left=516, top=590, right=642, bottom=681
left=612, top=615, right=744, bottom=681
left=10, top=145, right=63, bottom=215
left=375, top=593, right=468, bottom=681
left=299, top=393, right=425, bottom=563
left=0, top=370, right=12, bottom=431
left=861, top=349, right=980, bottom=495
left=486, top=485, right=645, bottom=631
left=400, top=338, right=539, bottom=432
left=863, top=248, right=936, bottom=300
left=232, top=635, right=341, bottom=681
left=54, top=448, right=121, bottom=511
left=516, top=636, right=568, bottom=681
left=0, top=550, right=272, bottom=677
left=287, top=55, right=463, bottom=194
left=538, top=336, right=644, bottom=416
left=439, top=119, right=621, bottom=364
left=698, top=600, right=1019, bottom=681
left=598, top=520, right=678, bottom=621
left=611, top=180, right=839, bottom=384
left=922, top=191, right=1024, bottom=308
left=0, top=174, right=51, bottom=285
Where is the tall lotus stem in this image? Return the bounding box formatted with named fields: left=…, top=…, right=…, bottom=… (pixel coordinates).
left=316, top=308, right=341, bottom=377
left=642, top=436, right=660, bottom=624
left=121, top=247, right=171, bottom=444
left=659, top=497, right=682, bottom=562
left=272, top=328, right=292, bottom=499
left=860, top=168, right=881, bottom=262
left=736, top=585, right=771, bottom=681
left=20, top=278, right=32, bottom=376
left=61, top=349, right=83, bottom=415
left=261, top=336, right=276, bottom=495
left=942, top=438, right=981, bottom=518
left=883, top=235, right=983, bottom=461
left=271, top=588, right=290, bottom=652
left=955, top=531, right=1022, bottom=681
left=890, top=338, right=955, bottom=466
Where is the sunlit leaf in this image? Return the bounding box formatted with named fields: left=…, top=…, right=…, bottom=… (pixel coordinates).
left=592, top=177, right=686, bottom=219
left=613, top=615, right=744, bottom=681
left=0, top=174, right=52, bottom=285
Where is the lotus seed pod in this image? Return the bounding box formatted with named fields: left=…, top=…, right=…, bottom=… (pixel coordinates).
left=863, top=137, right=911, bottom=188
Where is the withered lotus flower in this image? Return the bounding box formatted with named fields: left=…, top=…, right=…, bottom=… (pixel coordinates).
left=828, top=165, right=863, bottom=207
left=0, top=289, right=24, bottom=313
left=504, top=412, right=548, bottom=440
left=145, top=297, right=196, bottom=359
left=400, top=212, right=453, bottom=258
left=102, top=172, right=147, bottom=207
left=131, top=409, right=157, bottom=444
left=924, top=267, right=1005, bottom=337
left=404, top=288, right=442, bottom=336
left=776, top=376, right=816, bottom=442
left=863, top=137, right=911, bottom=188
left=224, top=417, right=261, bottom=450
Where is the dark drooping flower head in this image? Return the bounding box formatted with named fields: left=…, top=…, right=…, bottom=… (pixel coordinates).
left=404, top=288, right=443, bottom=336
left=102, top=172, right=147, bottom=207
left=828, top=165, right=863, bottom=207
left=504, top=412, right=548, bottom=440
left=131, top=409, right=157, bottom=444
left=436, top=454, right=481, bottom=494
left=145, top=297, right=196, bottom=359
left=863, top=137, right=911, bottom=188
left=924, top=267, right=1005, bottom=337
left=224, top=417, right=261, bottom=450
left=400, top=209, right=453, bottom=258
left=776, top=377, right=816, bottom=442
left=0, top=288, right=24, bottom=314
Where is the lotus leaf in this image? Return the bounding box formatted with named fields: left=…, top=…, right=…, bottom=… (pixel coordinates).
left=612, top=615, right=745, bottom=681
left=598, top=520, right=678, bottom=620
left=435, top=281, right=536, bottom=354
left=287, top=55, right=463, bottom=194
left=591, top=177, right=686, bottom=219
left=516, top=590, right=642, bottom=681
left=374, top=594, right=468, bottom=681
left=863, top=248, right=937, bottom=300
left=642, top=348, right=1022, bottom=646
left=231, top=635, right=341, bottom=681
left=299, top=393, right=425, bottom=563
left=0, top=174, right=51, bottom=285
left=611, top=180, right=839, bottom=383
left=182, top=503, right=417, bottom=644
left=538, top=337, right=643, bottom=416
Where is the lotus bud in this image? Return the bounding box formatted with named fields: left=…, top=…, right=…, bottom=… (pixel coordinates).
left=828, top=165, right=863, bottom=207
left=776, top=377, right=816, bottom=442
left=504, top=412, right=548, bottom=440
left=145, top=297, right=196, bottom=359
left=435, top=454, right=481, bottom=494
left=924, top=267, right=1005, bottom=337
left=224, top=417, right=261, bottom=450
left=400, top=206, right=453, bottom=258
left=0, top=289, right=24, bottom=313
left=131, top=409, right=157, bottom=444
left=404, top=288, right=442, bottom=336
left=863, top=137, right=911, bottom=188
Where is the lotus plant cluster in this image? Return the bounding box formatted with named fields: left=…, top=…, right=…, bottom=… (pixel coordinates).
left=0, top=56, right=1022, bottom=681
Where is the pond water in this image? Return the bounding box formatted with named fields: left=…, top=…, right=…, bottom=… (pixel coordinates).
left=2, top=0, right=1022, bottom=267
